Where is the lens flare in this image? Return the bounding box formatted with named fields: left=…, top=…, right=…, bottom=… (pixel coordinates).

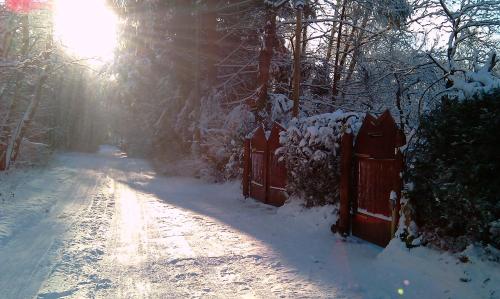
left=53, top=0, right=118, bottom=66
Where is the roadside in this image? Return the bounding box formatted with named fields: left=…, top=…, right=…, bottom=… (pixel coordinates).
left=0, top=147, right=498, bottom=298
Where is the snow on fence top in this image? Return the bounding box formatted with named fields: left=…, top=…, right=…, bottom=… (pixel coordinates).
left=246, top=109, right=363, bottom=146
left=278, top=110, right=363, bottom=157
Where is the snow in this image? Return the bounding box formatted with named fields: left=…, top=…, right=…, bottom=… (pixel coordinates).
left=378, top=241, right=500, bottom=298
left=282, top=110, right=363, bottom=152
left=0, top=146, right=499, bottom=298
left=448, top=52, right=500, bottom=100
left=15, top=138, right=52, bottom=167
left=491, top=220, right=500, bottom=241
left=390, top=190, right=398, bottom=207
left=270, top=93, right=293, bottom=125
left=357, top=208, right=392, bottom=221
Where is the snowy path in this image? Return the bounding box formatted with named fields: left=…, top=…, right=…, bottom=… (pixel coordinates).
left=0, top=147, right=499, bottom=299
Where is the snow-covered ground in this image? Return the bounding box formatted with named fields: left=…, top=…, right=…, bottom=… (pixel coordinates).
left=0, top=146, right=498, bottom=298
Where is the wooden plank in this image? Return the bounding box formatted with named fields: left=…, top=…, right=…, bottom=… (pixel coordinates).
left=338, top=132, right=353, bottom=234
left=352, top=213, right=392, bottom=247
left=242, top=139, right=250, bottom=198
left=352, top=110, right=405, bottom=247
left=267, top=122, right=287, bottom=206
left=249, top=126, right=268, bottom=203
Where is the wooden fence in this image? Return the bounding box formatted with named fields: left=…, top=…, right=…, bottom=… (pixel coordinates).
left=242, top=122, right=287, bottom=207
left=339, top=110, right=406, bottom=246
left=242, top=111, right=405, bottom=247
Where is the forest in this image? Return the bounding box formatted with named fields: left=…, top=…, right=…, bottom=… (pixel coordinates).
left=0, top=0, right=497, bottom=165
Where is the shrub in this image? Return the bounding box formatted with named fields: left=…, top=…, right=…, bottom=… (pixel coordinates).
left=201, top=104, right=255, bottom=181
left=278, top=111, right=362, bottom=207
left=200, top=93, right=289, bottom=181
left=409, top=89, right=500, bottom=250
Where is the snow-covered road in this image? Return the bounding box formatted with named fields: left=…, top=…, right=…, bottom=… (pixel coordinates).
left=0, top=147, right=498, bottom=298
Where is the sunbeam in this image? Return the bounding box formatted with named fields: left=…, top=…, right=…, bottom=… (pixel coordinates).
left=53, top=0, right=118, bottom=65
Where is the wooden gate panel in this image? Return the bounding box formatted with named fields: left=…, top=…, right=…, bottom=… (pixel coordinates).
left=249, top=126, right=268, bottom=203
left=355, top=111, right=405, bottom=159
left=242, top=139, right=250, bottom=198
left=352, top=213, right=393, bottom=247
left=352, top=110, right=405, bottom=247
left=243, top=123, right=288, bottom=206
left=267, top=123, right=287, bottom=206
left=356, top=158, right=400, bottom=217
left=250, top=151, right=266, bottom=202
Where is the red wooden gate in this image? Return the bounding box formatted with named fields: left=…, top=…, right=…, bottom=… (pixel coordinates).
left=351, top=111, right=405, bottom=247
left=249, top=126, right=267, bottom=203
left=243, top=123, right=287, bottom=207
left=267, top=123, right=287, bottom=206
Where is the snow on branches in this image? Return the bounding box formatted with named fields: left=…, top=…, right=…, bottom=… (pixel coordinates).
left=447, top=52, right=500, bottom=99
left=277, top=110, right=362, bottom=206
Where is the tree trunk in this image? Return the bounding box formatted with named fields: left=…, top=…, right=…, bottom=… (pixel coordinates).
left=342, top=14, right=369, bottom=95
left=192, top=2, right=201, bottom=156
left=325, top=1, right=341, bottom=64
left=332, top=0, right=347, bottom=99
left=1, top=16, right=16, bottom=59
left=6, top=68, right=49, bottom=168
left=0, top=15, right=30, bottom=170
left=255, top=7, right=277, bottom=118
left=292, top=6, right=303, bottom=118
left=325, top=22, right=337, bottom=64
left=204, top=0, right=218, bottom=86
left=301, top=4, right=309, bottom=58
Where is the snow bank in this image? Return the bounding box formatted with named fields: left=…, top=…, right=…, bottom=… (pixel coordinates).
left=15, top=138, right=52, bottom=167
left=276, top=198, right=339, bottom=232
left=376, top=239, right=500, bottom=298
left=0, top=166, right=66, bottom=245
left=153, top=157, right=219, bottom=182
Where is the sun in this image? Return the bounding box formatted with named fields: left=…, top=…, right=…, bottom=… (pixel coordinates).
left=53, top=0, right=118, bottom=66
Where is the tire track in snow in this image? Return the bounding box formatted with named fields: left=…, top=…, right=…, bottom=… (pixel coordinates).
left=96, top=178, right=329, bottom=298
left=7, top=149, right=342, bottom=298
left=36, top=176, right=115, bottom=298
left=99, top=180, right=155, bottom=298
left=0, top=165, right=104, bottom=299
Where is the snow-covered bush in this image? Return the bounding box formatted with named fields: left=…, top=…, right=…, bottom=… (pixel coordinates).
left=278, top=110, right=362, bottom=207
left=201, top=93, right=292, bottom=181
left=269, top=93, right=293, bottom=126
left=447, top=53, right=500, bottom=101
left=201, top=101, right=255, bottom=181
left=408, top=89, right=500, bottom=251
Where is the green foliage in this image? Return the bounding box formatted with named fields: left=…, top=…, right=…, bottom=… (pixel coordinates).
left=409, top=89, right=500, bottom=250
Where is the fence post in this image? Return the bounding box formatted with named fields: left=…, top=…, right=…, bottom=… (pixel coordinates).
left=391, top=150, right=404, bottom=237
left=339, top=132, right=353, bottom=235
left=242, top=138, right=251, bottom=198
left=264, top=134, right=270, bottom=204
left=0, top=149, right=5, bottom=171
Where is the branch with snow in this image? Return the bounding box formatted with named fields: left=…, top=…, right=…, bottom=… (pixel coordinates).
left=447, top=52, right=500, bottom=99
